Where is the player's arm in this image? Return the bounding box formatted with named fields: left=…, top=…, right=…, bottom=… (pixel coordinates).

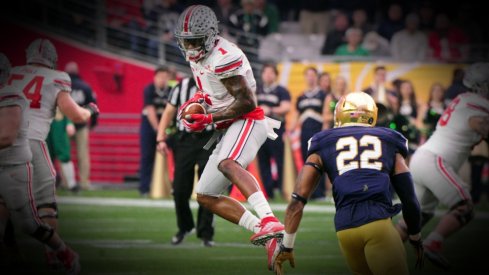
left=213, top=75, right=256, bottom=122
left=156, top=104, right=177, bottom=154
left=469, top=115, right=489, bottom=140
left=272, top=153, right=324, bottom=274
left=391, top=153, right=424, bottom=269
left=0, top=105, right=22, bottom=149
left=57, top=91, right=97, bottom=123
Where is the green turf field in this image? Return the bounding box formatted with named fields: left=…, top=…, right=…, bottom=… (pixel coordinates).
left=8, top=191, right=489, bottom=275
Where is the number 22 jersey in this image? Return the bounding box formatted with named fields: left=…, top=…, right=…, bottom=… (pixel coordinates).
left=307, top=126, right=408, bottom=231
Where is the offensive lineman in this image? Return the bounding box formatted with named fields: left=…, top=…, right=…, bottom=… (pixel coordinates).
left=0, top=52, right=80, bottom=274
left=396, top=62, right=489, bottom=269
left=270, top=92, right=423, bottom=275
left=170, top=5, right=284, bottom=246
left=8, top=38, right=99, bottom=269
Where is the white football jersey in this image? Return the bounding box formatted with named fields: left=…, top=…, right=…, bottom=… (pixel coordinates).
left=420, top=92, right=489, bottom=170
left=0, top=85, right=31, bottom=165
left=9, top=65, right=71, bottom=141
left=189, top=36, right=257, bottom=113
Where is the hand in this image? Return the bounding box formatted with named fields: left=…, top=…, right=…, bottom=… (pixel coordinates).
left=156, top=140, right=169, bottom=154
left=84, top=102, right=100, bottom=118
left=66, top=124, right=76, bottom=137
left=272, top=244, right=295, bottom=275
left=183, top=113, right=213, bottom=132
left=177, top=91, right=212, bottom=120
left=409, top=235, right=424, bottom=270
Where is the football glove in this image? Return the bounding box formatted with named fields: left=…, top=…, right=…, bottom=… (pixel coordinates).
left=272, top=244, right=295, bottom=275
left=409, top=237, right=424, bottom=270
left=183, top=113, right=213, bottom=132
left=84, top=102, right=100, bottom=118
left=177, top=91, right=212, bottom=120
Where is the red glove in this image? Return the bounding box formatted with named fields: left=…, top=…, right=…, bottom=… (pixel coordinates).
left=183, top=113, right=213, bottom=132
left=177, top=91, right=212, bottom=120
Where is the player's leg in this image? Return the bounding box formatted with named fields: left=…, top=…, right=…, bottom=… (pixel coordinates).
left=139, top=117, right=156, bottom=196
left=171, top=138, right=198, bottom=245
left=196, top=143, right=215, bottom=246
left=216, top=119, right=284, bottom=245
left=336, top=226, right=373, bottom=275
left=0, top=163, right=80, bottom=274
left=363, top=219, right=409, bottom=275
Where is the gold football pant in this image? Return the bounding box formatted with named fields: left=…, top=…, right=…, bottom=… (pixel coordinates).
left=336, top=218, right=408, bottom=275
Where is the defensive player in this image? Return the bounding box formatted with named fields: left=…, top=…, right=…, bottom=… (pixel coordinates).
left=170, top=5, right=284, bottom=246
left=8, top=38, right=99, bottom=267
left=270, top=92, right=423, bottom=275
left=396, top=62, right=489, bottom=269
left=0, top=53, right=80, bottom=274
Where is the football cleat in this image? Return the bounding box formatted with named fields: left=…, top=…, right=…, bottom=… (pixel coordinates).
left=250, top=216, right=284, bottom=246
left=423, top=240, right=450, bottom=270
left=55, top=246, right=80, bottom=275
left=171, top=228, right=195, bottom=245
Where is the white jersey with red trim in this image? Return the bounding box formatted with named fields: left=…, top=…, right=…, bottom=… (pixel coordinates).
left=420, top=92, right=489, bottom=170
left=9, top=65, right=72, bottom=141
left=189, top=36, right=257, bottom=114
left=0, top=85, right=31, bottom=165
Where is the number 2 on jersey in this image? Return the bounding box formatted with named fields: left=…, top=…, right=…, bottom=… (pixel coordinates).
left=8, top=74, right=44, bottom=109
left=336, top=135, right=382, bottom=175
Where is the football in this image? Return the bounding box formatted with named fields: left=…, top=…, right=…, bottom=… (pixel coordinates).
left=181, top=102, right=206, bottom=122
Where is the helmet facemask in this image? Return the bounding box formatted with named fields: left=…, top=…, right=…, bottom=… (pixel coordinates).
left=176, top=35, right=208, bottom=62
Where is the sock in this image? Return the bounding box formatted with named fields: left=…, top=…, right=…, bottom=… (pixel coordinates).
left=247, top=191, right=274, bottom=219
left=425, top=231, right=444, bottom=243
left=61, top=161, right=76, bottom=189
left=238, top=210, right=260, bottom=233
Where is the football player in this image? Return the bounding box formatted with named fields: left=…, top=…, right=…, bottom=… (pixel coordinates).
left=170, top=5, right=284, bottom=246
left=269, top=92, right=423, bottom=275
left=8, top=38, right=98, bottom=269
left=396, top=62, right=489, bottom=270
left=0, top=52, right=80, bottom=274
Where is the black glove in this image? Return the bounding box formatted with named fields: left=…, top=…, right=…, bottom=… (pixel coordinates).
left=84, top=102, right=100, bottom=118
left=409, top=238, right=424, bottom=270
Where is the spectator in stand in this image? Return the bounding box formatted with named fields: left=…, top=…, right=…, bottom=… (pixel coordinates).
left=106, top=0, right=147, bottom=53
left=362, top=31, right=390, bottom=57
left=428, top=13, right=470, bottom=62
left=418, top=82, right=446, bottom=143
left=298, top=0, right=332, bottom=35
left=139, top=66, right=173, bottom=197
left=395, top=80, right=421, bottom=156
left=321, top=12, right=350, bottom=55
left=390, top=13, right=428, bottom=62
left=229, top=0, right=269, bottom=64
left=334, top=27, right=369, bottom=57
left=363, top=65, right=397, bottom=110
left=418, top=1, right=435, bottom=33
left=65, top=61, right=98, bottom=191
left=212, top=0, right=238, bottom=36
left=444, top=67, right=466, bottom=104
left=351, top=8, right=374, bottom=36
left=376, top=3, right=404, bottom=41
left=255, top=0, right=280, bottom=34
left=256, top=64, right=291, bottom=200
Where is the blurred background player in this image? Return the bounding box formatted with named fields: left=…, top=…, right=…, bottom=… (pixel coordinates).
left=46, top=107, right=79, bottom=192
left=139, top=66, right=173, bottom=197
left=256, top=63, right=291, bottom=200
left=0, top=52, right=80, bottom=274
left=9, top=38, right=99, bottom=268
left=156, top=77, right=216, bottom=247
left=396, top=62, right=489, bottom=270
left=270, top=92, right=423, bottom=275
left=64, top=61, right=97, bottom=191
left=174, top=5, right=284, bottom=247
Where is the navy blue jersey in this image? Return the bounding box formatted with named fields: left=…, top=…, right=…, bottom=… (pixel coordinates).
left=296, top=89, right=327, bottom=115
left=308, top=126, right=408, bottom=231
left=256, top=84, right=291, bottom=121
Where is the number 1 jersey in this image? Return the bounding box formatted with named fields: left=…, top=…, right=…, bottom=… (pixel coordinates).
left=307, top=126, right=408, bottom=231
left=9, top=65, right=72, bottom=141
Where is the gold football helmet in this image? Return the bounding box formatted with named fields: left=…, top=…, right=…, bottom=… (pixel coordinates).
left=334, top=91, right=378, bottom=127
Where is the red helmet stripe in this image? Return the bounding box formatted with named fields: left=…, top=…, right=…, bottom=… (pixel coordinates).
left=183, top=5, right=197, bottom=33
